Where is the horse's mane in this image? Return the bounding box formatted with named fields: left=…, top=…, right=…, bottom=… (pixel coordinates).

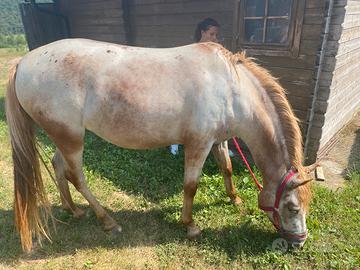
left=205, top=43, right=311, bottom=206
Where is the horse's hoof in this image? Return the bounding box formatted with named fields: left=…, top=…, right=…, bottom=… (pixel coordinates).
left=73, top=208, right=86, bottom=218
left=110, top=225, right=122, bottom=235
left=232, top=196, right=242, bottom=205
left=187, top=225, right=202, bottom=240
left=60, top=207, right=85, bottom=219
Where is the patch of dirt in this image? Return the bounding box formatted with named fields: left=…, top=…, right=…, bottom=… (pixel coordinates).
left=317, top=110, right=360, bottom=190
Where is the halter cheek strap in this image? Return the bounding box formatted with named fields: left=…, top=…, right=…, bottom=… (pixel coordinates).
left=259, top=168, right=308, bottom=242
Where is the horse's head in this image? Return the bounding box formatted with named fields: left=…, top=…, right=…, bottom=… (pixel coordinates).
left=258, top=167, right=313, bottom=247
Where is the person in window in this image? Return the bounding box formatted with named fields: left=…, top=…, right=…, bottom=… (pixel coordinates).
left=170, top=18, right=235, bottom=156
left=194, top=17, right=220, bottom=43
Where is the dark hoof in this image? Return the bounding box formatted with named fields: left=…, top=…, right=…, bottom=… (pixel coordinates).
left=110, top=226, right=122, bottom=236
left=187, top=225, right=202, bottom=240
left=72, top=208, right=86, bottom=218
left=231, top=196, right=242, bottom=205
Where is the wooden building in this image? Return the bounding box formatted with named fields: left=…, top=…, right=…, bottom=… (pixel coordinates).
left=19, top=0, right=360, bottom=163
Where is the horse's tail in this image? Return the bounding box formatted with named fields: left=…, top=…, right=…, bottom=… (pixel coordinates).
left=5, top=59, right=51, bottom=252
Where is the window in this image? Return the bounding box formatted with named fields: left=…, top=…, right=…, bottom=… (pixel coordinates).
left=233, top=0, right=305, bottom=57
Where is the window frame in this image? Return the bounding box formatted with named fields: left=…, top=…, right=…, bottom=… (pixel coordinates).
left=232, top=0, right=305, bottom=57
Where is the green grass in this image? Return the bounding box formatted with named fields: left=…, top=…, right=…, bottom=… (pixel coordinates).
left=0, top=48, right=359, bottom=269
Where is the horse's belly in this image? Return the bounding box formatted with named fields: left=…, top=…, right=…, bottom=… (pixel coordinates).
left=87, top=123, right=180, bottom=149
left=84, top=109, right=184, bottom=149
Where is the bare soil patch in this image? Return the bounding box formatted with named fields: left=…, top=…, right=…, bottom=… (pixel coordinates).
left=318, top=110, right=360, bottom=190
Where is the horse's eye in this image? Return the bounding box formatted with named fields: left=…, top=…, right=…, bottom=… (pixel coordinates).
left=288, top=206, right=300, bottom=214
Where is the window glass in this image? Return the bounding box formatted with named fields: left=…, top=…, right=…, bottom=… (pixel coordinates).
left=245, top=0, right=265, bottom=17
left=268, top=0, right=292, bottom=16
left=245, top=19, right=264, bottom=43
left=265, top=19, right=289, bottom=44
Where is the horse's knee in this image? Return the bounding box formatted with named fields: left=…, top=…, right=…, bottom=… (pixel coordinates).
left=184, top=181, right=198, bottom=198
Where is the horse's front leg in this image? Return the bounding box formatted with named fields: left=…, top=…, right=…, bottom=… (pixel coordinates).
left=182, top=141, right=213, bottom=239
left=212, top=141, right=241, bottom=205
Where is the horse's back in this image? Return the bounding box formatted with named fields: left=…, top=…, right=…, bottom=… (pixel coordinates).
left=14, top=39, right=232, bottom=149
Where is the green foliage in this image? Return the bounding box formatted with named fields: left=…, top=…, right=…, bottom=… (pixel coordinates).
left=346, top=168, right=360, bottom=181
left=0, top=34, right=27, bottom=49
left=0, top=0, right=23, bottom=35
left=0, top=1, right=27, bottom=49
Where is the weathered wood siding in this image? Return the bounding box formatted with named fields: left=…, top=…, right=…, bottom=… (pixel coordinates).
left=59, top=0, right=127, bottom=44
left=306, top=0, right=360, bottom=161
left=129, top=0, right=234, bottom=48
left=59, top=0, right=234, bottom=47
left=20, top=3, right=68, bottom=50
left=253, top=0, right=326, bottom=137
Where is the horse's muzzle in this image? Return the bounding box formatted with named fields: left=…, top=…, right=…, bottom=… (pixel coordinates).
left=279, top=229, right=307, bottom=248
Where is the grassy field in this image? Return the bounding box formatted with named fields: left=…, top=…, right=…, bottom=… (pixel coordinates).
left=0, top=48, right=359, bottom=269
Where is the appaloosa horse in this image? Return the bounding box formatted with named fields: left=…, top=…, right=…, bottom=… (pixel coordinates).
left=6, top=39, right=312, bottom=252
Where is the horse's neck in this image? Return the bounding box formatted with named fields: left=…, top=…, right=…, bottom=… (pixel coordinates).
left=233, top=97, right=290, bottom=186
left=246, top=128, right=289, bottom=186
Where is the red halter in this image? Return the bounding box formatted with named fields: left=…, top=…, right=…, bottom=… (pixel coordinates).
left=258, top=168, right=308, bottom=242
left=232, top=137, right=307, bottom=242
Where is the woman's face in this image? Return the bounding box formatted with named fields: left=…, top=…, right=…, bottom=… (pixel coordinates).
left=200, top=26, right=219, bottom=43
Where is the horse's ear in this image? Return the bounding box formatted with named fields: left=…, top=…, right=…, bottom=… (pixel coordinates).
left=290, top=178, right=313, bottom=189
left=304, top=163, right=319, bottom=174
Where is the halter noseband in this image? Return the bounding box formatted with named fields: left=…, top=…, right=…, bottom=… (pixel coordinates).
left=259, top=168, right=308, bottom=243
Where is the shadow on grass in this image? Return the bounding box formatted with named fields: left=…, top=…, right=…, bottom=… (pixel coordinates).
left=0, top=204, right=274, bottom=264
left=0, top=97, right=6, bottom=123
left=344, top=128, right=360, bottom=176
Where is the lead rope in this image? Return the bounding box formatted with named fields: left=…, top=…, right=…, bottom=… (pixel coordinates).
left=232, top=137, right=263, bottom=191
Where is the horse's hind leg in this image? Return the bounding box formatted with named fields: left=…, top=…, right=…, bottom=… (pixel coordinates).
left=182, top=140, right=213, bottom=239
left=52, top=149, right=85, bottom=218
left=211, top=141, right=241, bottom=205
left=59, top=148, right=122, bottom=233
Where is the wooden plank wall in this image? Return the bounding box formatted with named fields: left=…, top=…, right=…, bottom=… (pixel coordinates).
left=254, top=0, right=326, bottom=137
left=20, top=3, right=68, bottom=50
left=59, top=0, right=127, bottom=44
left=129, top=0, right=234, bottom=48
left=317, top=0, right=360, bottom=154
left=59, top=0, right=234, bottom=47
